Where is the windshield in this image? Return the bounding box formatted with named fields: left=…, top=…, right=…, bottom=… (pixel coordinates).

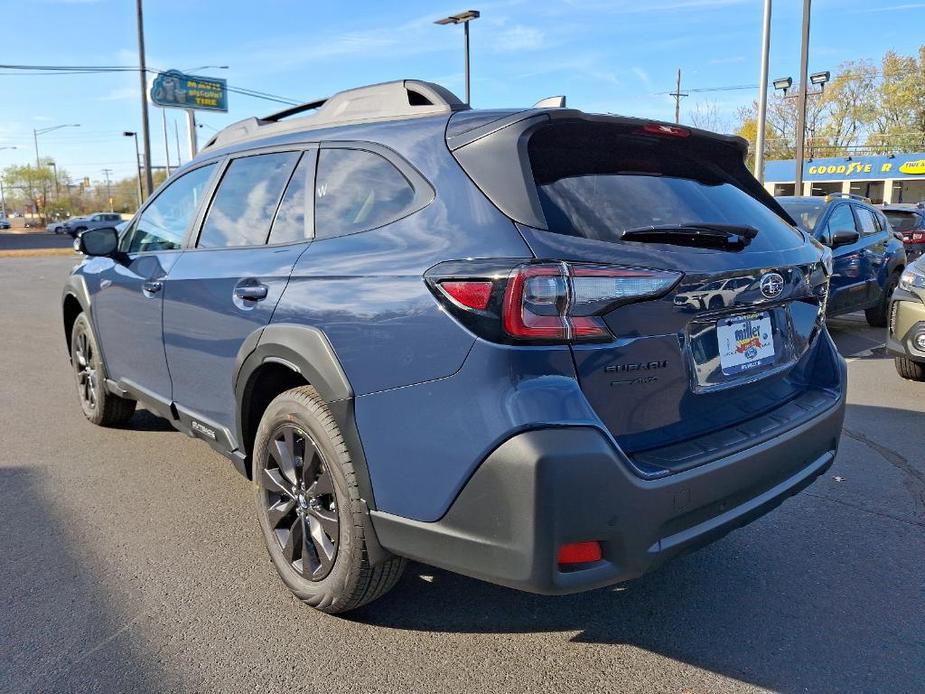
left=777, top=199, right=826, bottom=232
left=884, top=211, right=919, bottom=231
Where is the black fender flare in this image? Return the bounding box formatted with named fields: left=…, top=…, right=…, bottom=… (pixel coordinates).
left=61, top=274, right=92, bottom=354
left=233, top=323, right=375, bottom=505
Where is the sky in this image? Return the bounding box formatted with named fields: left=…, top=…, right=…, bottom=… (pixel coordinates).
left=1, top=0, right=923, bottom=182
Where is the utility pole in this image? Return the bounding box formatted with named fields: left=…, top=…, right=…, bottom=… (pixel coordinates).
left=0, top=178, right=6, bottom=218
left=669, top=69, right=688, bottom=124
left=102, top=169, right=113, bottom=211
left=124, top=131, right=144, bottom=208
left=794, top=0, right=812, bottom=196
left=754, top=0, right=772, bottom=183
left=161, top=109, right=172, bottom=175
left=135, top=0, right=154, bottom=199
left=174, top=119, right=182, bottom=167
left=186, top=109, right=198, bottom=160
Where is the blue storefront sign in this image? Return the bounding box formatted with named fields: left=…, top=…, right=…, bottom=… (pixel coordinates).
left=150, top=70, right=228, bottom=112
left=765, top=152, right=925, bottom=181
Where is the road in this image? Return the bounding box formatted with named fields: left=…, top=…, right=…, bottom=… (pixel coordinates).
left=0, top=230, right=74, bottom=251
left=1, top=256, right=922, bottom=694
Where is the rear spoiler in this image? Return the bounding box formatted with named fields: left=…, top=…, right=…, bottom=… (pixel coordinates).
left=447, top=109, right=799, bottom=230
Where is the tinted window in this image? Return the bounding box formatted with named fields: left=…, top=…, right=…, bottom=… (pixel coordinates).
left=198, top=152, right=298, bottom=248
left=126, top=163, right=216, bottom=253
left=884, top=211, right=918, bottom=231
left=314, top=148, right=415, bottom=237
left=823, top=205, right=857, bottom=238
left=774, top=199, right=830, bottom=232
left=529, top=126, right=802, bottom=252
left=268, top=152, right=314, bottom=245
left=856, top=207, right=879, bottom=234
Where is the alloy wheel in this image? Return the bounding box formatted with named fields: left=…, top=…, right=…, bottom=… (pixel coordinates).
left=74, top=330, right=98, bottom=410
left=259, top=424, right=339, bottom=580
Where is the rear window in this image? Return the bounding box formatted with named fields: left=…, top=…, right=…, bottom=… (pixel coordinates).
left=777, top=199, right=826, bottom=232
left=529, top=123, right=802, bottom=252
left=885, top=211, right=919, bottom=231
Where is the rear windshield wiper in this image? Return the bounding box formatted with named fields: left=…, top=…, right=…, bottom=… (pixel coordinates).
left=620, top=223, right=759, bottom=249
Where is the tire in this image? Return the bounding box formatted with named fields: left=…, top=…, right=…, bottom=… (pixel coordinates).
left=70, top=313, right=136, bottom=426
left=894, top=356, right=925, bottom=382
left=865, top=272, right=899, bottom=328
left=253, top=385, right=405, bottom=614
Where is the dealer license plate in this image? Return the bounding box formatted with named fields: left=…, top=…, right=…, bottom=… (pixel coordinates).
left=717, top=312, right=776, bottom=376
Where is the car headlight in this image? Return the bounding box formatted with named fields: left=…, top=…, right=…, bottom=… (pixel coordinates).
left=899, top=266, right=925, bottom=291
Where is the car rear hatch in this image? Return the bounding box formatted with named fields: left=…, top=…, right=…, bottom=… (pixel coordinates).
left=448, top=111, right=836, bottom=477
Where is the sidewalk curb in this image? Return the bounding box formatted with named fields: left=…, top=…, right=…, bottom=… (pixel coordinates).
left=0, top=248, right=76, bottom=258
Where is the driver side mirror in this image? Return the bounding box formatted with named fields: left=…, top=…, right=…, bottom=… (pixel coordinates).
left=75, top=227, right=119, bottom=256
left=830, top=228, right=860, bottom=249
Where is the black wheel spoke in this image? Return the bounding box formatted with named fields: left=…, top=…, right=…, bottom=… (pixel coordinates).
left=266, top=497, right=295, bottom=528
left=271, top=434, right=298, bottom=485
left=260, top=468, right=293, bottom=497
left=306, top=514, right=336, bottom=576
left=308, top=506, right=338, bottom=541
left=301, top=447, right=321, bottom=487
left=280, top=517, right=303, bottom=564
left=307, top=470, right=334, bottom=498
left=300, top=519, right=320, bottom=577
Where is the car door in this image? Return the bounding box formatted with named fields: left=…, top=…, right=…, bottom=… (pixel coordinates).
left=853, top=204, right=889, bottom=306
left=90, top=162, right=219, bottom=410
left=819, top=203, right=866, bottom=314
left=162, top=147, right=316, bottom=438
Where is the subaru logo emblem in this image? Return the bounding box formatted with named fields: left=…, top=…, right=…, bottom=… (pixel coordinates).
left=760, top=272, right=785, bottom=299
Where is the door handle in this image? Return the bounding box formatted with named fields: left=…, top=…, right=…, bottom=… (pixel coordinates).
left=234, top=284, right=268, bottom=301
left=143, top=280, right=163, bottom=295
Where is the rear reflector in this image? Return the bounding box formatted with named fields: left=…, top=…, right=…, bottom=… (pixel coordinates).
left=439, top=280, right=493, bottom=310
left=558, top=541, right=602, bottom=565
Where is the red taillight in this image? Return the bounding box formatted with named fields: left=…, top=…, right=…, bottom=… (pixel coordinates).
left=439, top=280, right=493, bottom=310
left=640, top=123, right=690, bottom=138
left=427, top=260, right=681, bottom=344
left=912, top=231, right=924, bottom=242
left=558, top=541, right=602, bottom=565
left=502, top=263, right=680, bottom=342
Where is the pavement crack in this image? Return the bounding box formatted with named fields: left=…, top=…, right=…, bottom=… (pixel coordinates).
left=842, top=427, right=925, bottom=519
left=803, top=492, right=925, bottom=528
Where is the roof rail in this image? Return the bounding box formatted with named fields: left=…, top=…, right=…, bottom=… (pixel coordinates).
left=824, top=192, right=871, bottom=203
left=202, top=79, right=466, bottom=151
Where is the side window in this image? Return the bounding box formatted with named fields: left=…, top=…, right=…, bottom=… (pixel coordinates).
left=823, top=205, right=856, bottom=238
left=314, top=148, right=415, bottom=238
left=856, top=207, right=879, bottom=235
left=125, top=163, right=217, bottom=253
left=198, top=151, right=299, bottom=248
left=268, top=152, right=314, bottom=245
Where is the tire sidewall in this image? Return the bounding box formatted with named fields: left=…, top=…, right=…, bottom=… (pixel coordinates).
left=253, top=394, right=361, bottom=608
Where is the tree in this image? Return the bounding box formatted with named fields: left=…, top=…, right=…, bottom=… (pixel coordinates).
left=867, top=47, right=925, bottom=153
left=687, top=101, right=728, bottom=133
left=2, top=164, right=55, bottom=220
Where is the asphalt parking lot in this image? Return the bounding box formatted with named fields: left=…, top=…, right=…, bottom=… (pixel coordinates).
left=1, top=256, right=922, bottom=694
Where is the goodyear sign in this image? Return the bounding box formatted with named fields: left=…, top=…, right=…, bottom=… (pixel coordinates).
left=150, top=70, right=228, bottom=112
left=765, top=153, right=925, bottom=182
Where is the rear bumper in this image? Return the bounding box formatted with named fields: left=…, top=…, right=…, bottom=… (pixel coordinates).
left=372, top=370, right=846, bottom=595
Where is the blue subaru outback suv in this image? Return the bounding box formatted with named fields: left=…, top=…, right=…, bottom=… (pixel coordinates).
left=64, top=80, right=847, bottom=613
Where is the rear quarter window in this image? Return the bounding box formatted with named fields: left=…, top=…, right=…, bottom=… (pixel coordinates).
left=314, top=148, right=415, bottom=239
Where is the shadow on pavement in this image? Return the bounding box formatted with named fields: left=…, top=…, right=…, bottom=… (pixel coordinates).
left=0, top=468, right=165, bottom=693
left=352, top=403, right=924, bottom=693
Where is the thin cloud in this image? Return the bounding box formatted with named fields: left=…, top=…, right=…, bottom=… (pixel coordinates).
left=493, top=24, right=545, bottom=53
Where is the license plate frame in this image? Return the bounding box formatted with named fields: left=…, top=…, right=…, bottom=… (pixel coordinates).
left=717, top=311, right=776, bottom=376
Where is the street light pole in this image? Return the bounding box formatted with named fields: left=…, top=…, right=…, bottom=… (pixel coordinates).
left=33, top=124, right=79, bottom=220
left=435, top=10, right=480, bottom=105
left=124, top=131, right=144, bottom=208
left=135, top=0, right=154, bottom=199
left=794, top=0, right=812, bottom=196
left=754, top=0, right=772, bottom=183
